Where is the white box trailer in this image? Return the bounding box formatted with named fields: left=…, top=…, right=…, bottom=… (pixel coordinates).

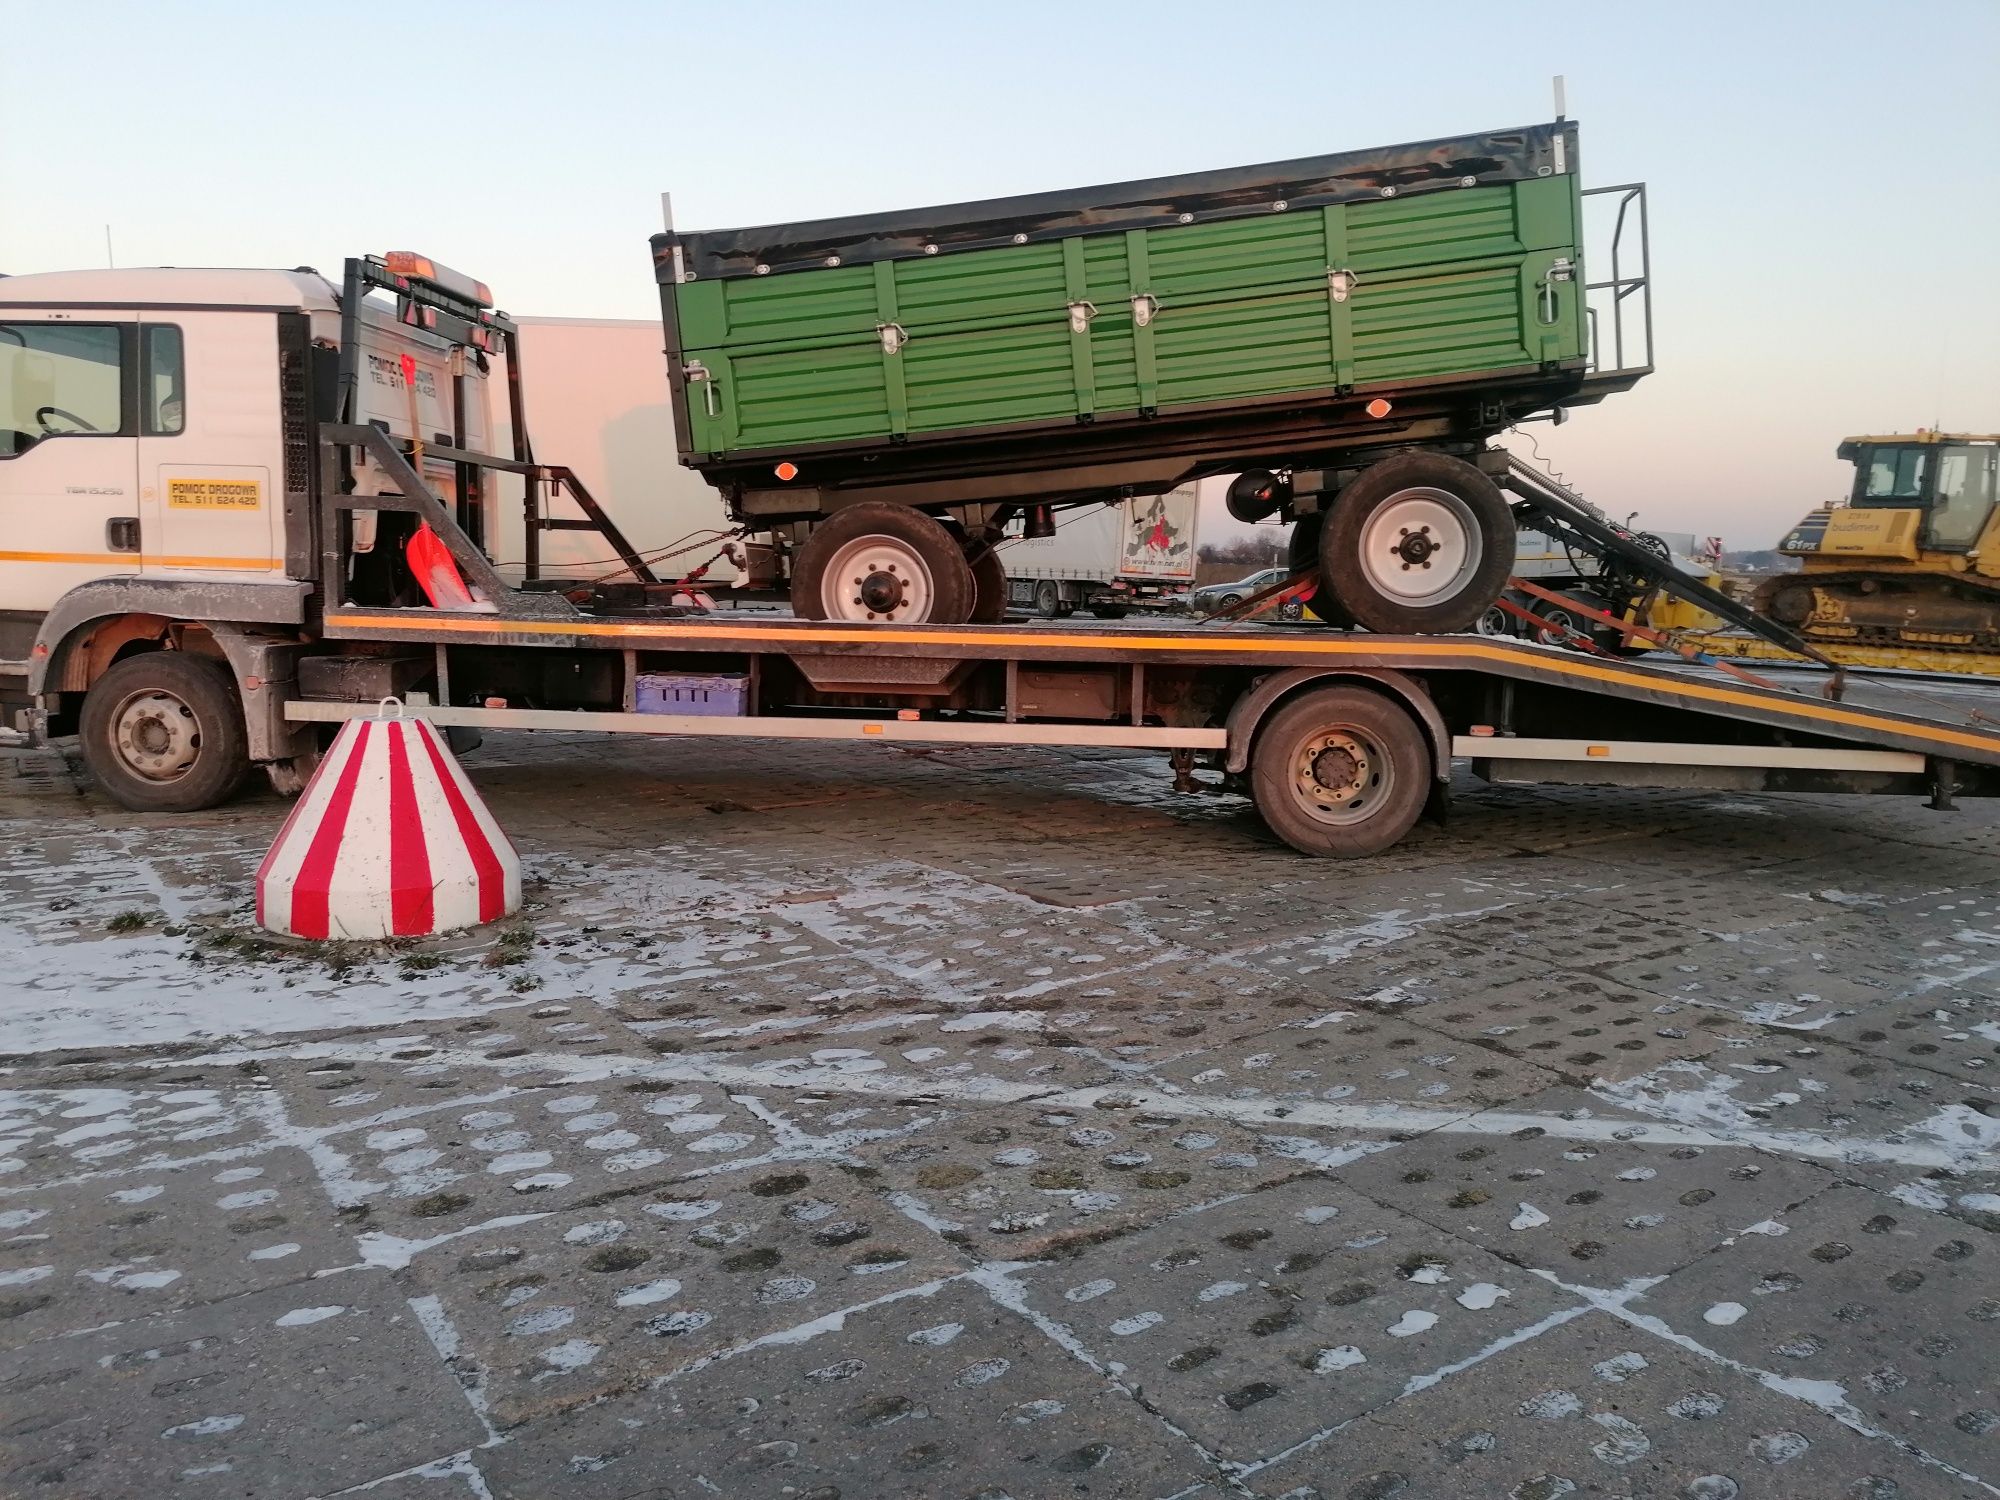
left=486, top=317, right=737, bottom=583
left=996, top=486, right=1198, bottom=619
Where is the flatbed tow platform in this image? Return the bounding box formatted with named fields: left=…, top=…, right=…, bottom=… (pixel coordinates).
left=291, top=606, right=2000, bottom=858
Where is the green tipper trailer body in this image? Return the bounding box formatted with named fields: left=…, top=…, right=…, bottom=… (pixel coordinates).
left=651, top=121, right=1650, bottom=633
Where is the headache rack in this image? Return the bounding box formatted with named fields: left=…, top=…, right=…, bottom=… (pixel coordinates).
left=326, top=254, right=657, bottom=590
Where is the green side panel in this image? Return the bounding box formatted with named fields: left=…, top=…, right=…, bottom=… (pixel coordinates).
left=674, top=177, right=1585, bottom=456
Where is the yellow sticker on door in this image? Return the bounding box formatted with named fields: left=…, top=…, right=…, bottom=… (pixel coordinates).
left=168, top=478, right=262, bottom=511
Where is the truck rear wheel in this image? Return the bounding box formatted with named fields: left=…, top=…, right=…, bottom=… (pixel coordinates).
left=79, top=652, right=250, bottom=813
left=1251, top=684, right=1430, bottom=857
left=1319, top=453, right=1514, bottom=634
left=791, top=503, right=975, bottom=625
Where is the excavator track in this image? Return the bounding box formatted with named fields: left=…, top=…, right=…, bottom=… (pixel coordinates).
left=1752, top=571, right=2000, bottom=654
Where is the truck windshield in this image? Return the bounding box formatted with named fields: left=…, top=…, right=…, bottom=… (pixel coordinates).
left=1928, top=444, right=1999, bottom=549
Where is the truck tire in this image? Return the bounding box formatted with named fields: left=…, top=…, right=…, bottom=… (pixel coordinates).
left=966, top=544, right=1008, bottom=624
left=1091, top=603, right=1129, bottom=619
left=1251, top=684, right=1430, bottom=858
left=1319, top=452, right=1514, bottom=635
left=79, top=652, right=250, bottom=813
left=1034, top=580, right=1063, bottom=620
left=791, top=503, right=975, bottom=625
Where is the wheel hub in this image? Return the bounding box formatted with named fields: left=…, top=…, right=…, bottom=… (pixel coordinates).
left=113, top=690, right=200, bottom=782
left=1395, top=527, right=1437, bottom=566
left=1292, top=728, right=1387, bottom=825
left=1310, top=744, right=1363, bottom=797
left=857, top=567, right=905, bottom=614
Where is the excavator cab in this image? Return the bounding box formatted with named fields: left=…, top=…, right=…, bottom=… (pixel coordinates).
left=1838, top=434, right=2000, bottom=552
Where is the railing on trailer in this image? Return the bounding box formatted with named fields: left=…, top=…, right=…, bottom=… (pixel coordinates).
left=1581, top=183, right=1653, bottom=380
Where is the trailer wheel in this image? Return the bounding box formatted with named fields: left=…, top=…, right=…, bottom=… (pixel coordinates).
left=1092, top=603, right=1129, bottom=619
left=1528, top=596, right=1592, bottom=649
left=791, top=503, right=975, bottom=625
left=1034, top=580, right=1063, bottom=619
left=965, top=544, right=1008, bottom=624
left=1289, top=515, right=1351, bottom=627
left=79, top=652, right=250, bottom=813
left=1251, top=685, right=1429, bottom=857
left=1319, top=453, right=1514, bottom=634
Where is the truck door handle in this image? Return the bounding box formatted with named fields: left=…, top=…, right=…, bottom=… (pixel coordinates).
left=106, top=517, right=140, bottom=553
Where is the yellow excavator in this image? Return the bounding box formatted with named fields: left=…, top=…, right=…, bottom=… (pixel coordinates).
left=1757, top=431, right=2000, bottom=655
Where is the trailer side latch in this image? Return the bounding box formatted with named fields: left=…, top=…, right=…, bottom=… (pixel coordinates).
left=683, top=360, right=720, bottom=417
left=877, top=323, right=908, bottom=355
left=1066, top=301, right=1097, bottom=334
left=1326, top=268, right=1359, bottom=303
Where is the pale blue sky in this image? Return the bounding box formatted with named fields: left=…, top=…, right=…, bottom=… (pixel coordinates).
left=5, top=0, right=1995, bottom=545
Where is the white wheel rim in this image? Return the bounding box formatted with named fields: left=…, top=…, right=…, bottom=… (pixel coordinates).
left=1290, top=726, right=1394, bottom=828
left=1357, top=486, right=1482, bottom=606
left=820, top=535, right=936, bottom=623
left=1475, top=602, right=1511, bottom=636
left=112, top=688, right=201, bottom=782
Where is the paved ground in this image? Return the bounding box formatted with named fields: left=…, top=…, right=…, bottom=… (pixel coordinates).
left=2, top=730, right=1997, bottom=1499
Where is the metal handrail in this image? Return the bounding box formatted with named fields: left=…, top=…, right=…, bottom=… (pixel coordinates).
left=1580, top=182, right=1652, bottom=375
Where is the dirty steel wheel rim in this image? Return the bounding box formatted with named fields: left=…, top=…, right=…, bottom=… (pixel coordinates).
left=1290, top=725, right=1392, bottom=827
left=111, top=689, right=202, bottom=783
left=820, top=535, right=935, bottom=623
left=1358, top=486, right=1482, bottom=606
left=1535, top=606, right=1583, bottom=646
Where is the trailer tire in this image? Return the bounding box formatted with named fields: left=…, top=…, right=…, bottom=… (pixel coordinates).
left=1319, top=453, right=1514, bottom=634
left=1091, top=604, right=1129, bottom=619
left=791, top=503, right=975, bottom=625
left=966, top=544, right=1008, bottom=624
left=1034, top=580, right=1063, bottom=620
left=79, top=652, right=250, bottom=813
left=1251, top=684, right=1429, bottom=858
left=1289, top=515, right=1351, bottom=627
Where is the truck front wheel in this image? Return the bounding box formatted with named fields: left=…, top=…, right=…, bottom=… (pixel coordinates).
left=790, top=503, right=975, bottom=625
left=79, top=652, right=251, bottom=813
left=1250, top=684, right=1430, bottom=857
left=1319, top=453, right=1514, bottom=634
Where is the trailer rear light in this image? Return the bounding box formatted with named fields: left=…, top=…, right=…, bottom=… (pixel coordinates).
left=1365, top=398, right=1393, bottom=419
left=774, top=462, right=798, bottom=481
left=1587, top=745, right=1611, bottom=757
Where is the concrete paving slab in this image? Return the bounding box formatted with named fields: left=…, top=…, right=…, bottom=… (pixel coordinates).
left=1626, top=1183, right=2000, bottom=1482
left=0, top=1276, right=483, bottom=1499
left=1245, top=1311, right=1975, bottom=1499
left=1003, top=1177, right=1584, bottom=1466
left=1338, top=1087, right=1835, bottom=1281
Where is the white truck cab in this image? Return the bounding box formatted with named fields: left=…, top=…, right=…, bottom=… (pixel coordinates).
left=0, top=255, right=535, bottom=807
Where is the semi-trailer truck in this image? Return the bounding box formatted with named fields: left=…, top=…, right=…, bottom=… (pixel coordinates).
left=996, top=486, right=1199, bottom=619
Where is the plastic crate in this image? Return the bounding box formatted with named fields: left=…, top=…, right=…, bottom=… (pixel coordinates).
left=634, top=672, right=748, bottom=717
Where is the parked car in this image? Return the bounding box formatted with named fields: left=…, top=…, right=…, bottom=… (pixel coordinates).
left=1192, top=567, right=1290, bottom=612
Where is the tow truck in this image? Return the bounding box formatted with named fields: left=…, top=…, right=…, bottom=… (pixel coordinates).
left=2, top=253, right=1996, bottom=857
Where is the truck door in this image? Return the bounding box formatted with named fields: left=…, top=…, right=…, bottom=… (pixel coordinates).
left=137, top=312, right=282, bottom=577
left=0, top=316, right=141, bottom=612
